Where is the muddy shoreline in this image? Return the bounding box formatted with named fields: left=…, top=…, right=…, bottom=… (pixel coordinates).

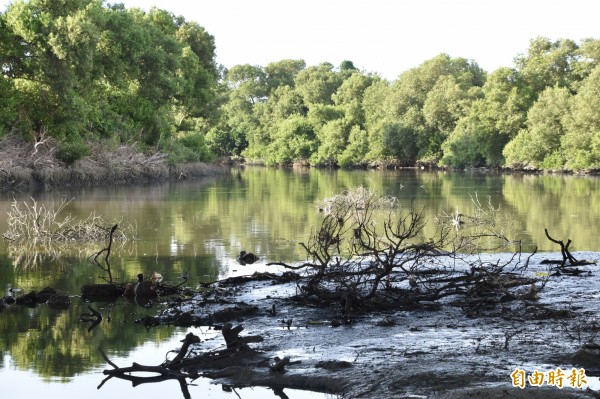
left=0, top=133, right=227, bottom=191
left=135, top=253, right=600, bottom=399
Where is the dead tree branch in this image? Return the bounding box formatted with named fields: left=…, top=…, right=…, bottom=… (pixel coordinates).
left=92, top=224, right=117, bottom=283
left=543, top=228, right=595, bottom=269
left=80, top=305, right=102, bottom=332
left=98, top=326, right=264, bottom=398
left=269, top=188, right=537, bottom=313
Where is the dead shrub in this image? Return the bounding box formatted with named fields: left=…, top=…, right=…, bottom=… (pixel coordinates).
left=3, top=198, right=136, bottom=268
left=269, top=187, right=538, bottom=316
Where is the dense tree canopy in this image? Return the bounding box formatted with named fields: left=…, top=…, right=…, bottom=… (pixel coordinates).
left=0, top=0, right=218, bottom=163
left=1, top=2, right=598, bottom=172
left=211, top=37, right=600, bottom=172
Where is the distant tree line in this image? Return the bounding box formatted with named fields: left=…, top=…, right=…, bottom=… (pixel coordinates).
left=211, top=38, right=600, bottom=171
left=1, top=1, right=599, bottom=171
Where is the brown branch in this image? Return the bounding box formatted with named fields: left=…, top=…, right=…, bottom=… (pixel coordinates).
left=97, top=346, right=195, bottom=399
left=93, top=224, right=118, bottom=283
left=269, top=356, right=290, bottom=373
left=95, top=224, right=118, bottom=263
left=544, top=228, right=585, bottom=267
left=168, top=332, right=200, bottom=367
left=80, top=305, right=103, bottom=332
left=98, top=347, right=118, bottom=369
left=544, top=228, right=568, bottom=267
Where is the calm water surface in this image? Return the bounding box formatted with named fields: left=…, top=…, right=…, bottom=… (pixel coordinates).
left=1, top=168, right=600, bottom=398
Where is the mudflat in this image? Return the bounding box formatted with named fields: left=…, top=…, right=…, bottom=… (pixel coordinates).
left=126, top=251, right=600, bottom=398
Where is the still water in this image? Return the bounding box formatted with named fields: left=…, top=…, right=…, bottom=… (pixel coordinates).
left=1, top=167, right=600, bottom=398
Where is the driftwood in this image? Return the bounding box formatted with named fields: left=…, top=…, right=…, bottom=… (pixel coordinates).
left=269, top=356, right=290, bottom=373
left=11, top=287, right=70, bottom=309
left=198, top=271, right=300, bottom=289
left=135, top=303, right=261, bottom=330
left=81, top=283, right=124, bottom=301
left=98, top=333, right=202, bottom=399
left=222, top=322, right=264, bottom=349
left=169, top=332, right=201, bottom=367
left=542, top=228, right=596, bottom=270
left=99, top=326, right=266, bottom=398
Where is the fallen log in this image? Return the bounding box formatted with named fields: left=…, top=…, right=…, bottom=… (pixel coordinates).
left=81, top=283, right=124, bottom=301
left=222, top=322, right=264, bottom=349
left=269, top=356, right=290, bottom=373
left=169, top=332, right=201, bottom=367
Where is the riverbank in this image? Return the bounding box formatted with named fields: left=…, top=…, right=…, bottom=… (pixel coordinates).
left=128, top=252, right=600, bottom=399
left=0, top=133, right=226, bottom=191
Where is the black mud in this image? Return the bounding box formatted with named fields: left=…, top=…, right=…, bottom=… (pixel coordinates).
left=136, top=253, right=600, bottom=398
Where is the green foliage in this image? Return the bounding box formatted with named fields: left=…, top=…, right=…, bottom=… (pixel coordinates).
left=205, top=126, right=247, bottom=157
left=339, top=60, right=358, bottom=73
left=225, top=64, right=267, bottom=103
left=382, top=123, right=418, bottom=165
left=264, top=116, right=316, bottom=165
left=261, top=85, right=307, bottom=120
left=362, top=80, right=391, bottom=132
left=333, top=72, right=374, bottom=127
left=0, top=76, right=17, bottom=134
left=1, top=0, right=217, bottom=162
left=56, top=138, right=90, bottom=164
left=441, top=102, right=495, bottom=168
left=339, top=125, right=369, bottom=167
left=11, top=78, right=59, bottom=134
left=306, top=104, right=345, bottom=130
left=423, top=76, right=483, bottom=135
left=264, top=59, right=306, bottom=93
left=166, top=131, right=214, bottom=164
left=1, top=4, right=598, bottom=173
left=441, top=67, right=531, bottom=168
left=561, top=64, right=600, bottom=170
left=503, top=86, right=571, bottom=169
left=384, top=54, right=487, bottom=164
left=573, top=38, right=600, bottom=84
left=295, top=62, right=343, bottom=105
left=311, top=119, right=350, bottom=166
left=514, top=37, right=580, bottom=93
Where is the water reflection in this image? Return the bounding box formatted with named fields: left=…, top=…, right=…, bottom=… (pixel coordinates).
left=3, top=169, right=600, bottom=268
left=0, top=280, right=177, bottom=380
left=1, top=168, right=600, bottom=396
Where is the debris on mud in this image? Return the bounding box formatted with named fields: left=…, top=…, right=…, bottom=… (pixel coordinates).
left=101, top=254, right=600, bottom=398
left=542, top=228, right=597, bottom=270
left=99, top=323, right=345, bottom=398
left=1, top=286, right=70, bottom=310
left=96, top=189, right=600, bottom=398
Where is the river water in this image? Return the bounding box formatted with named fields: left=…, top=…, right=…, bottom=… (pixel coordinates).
left=1, top=167, right=599, bottom=398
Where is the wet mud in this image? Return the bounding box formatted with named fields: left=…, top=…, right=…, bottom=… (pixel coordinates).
left=145, top=252, right=600, bottom=398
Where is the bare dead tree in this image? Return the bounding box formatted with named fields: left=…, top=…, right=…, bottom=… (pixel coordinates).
left=4, top=198, right=136, bottom=269
left=31, top=126, right=54, bottom=156
left=92, top=224, right=118, bottom=284
left=268, top=188, right=538, bottom=313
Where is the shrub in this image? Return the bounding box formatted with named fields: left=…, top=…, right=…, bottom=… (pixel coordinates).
left=56, top=140, right=90, bottom=164
left=166, top=132, right=214, bottom=164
